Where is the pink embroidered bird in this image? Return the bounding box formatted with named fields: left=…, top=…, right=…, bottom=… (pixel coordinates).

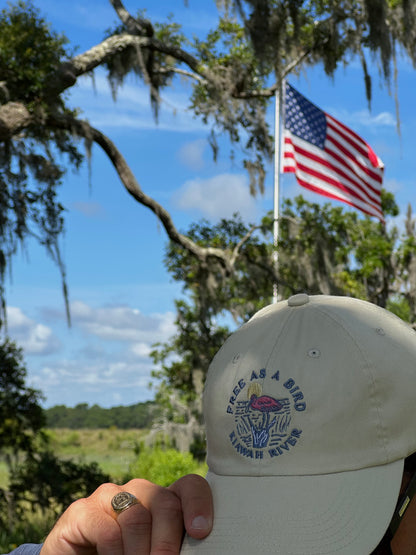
left=249, top=394, right=283, bottom=412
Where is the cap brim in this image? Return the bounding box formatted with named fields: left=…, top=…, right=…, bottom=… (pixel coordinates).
left=181, top=460, right=403, bottom=555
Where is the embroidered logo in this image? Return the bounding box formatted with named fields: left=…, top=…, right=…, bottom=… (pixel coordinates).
left=226, top=369, right=306, bottom=460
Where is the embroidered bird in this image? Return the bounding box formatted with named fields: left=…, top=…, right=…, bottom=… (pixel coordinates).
left=249, top=393, right=283, bottom=412
left=246, top=382, right=283, bottom=412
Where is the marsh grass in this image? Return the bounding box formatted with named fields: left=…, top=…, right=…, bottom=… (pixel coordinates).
left=0, top=428, right=147, bottom=550
left=0, top=462, right=9, bottom=490
left=45, top=427, right=147, bottom=482
left=0, top=428, right=208, bottom=550
left=0, top=506, right=56, bottom=552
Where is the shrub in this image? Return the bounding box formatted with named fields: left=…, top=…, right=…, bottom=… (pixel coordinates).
left=128, top=447, right=206, bottom=487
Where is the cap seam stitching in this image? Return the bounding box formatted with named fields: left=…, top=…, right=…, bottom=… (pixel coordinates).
left=314, top=305, right=390, bottom=464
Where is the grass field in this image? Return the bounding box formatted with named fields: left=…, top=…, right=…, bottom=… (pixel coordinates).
left=0, top=428, right=208, bottom=550
left=47, top=427, right=149, bottom=481
left=0, top=428, right=148, bottom=489
left=0, top=463, right=8, bottom=489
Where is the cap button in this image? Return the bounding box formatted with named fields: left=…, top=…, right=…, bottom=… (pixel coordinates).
left=288, top=293, right=309, bottom=307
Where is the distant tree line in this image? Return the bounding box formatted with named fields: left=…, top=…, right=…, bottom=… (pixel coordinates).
left=44, top=401, right=159, bottom=429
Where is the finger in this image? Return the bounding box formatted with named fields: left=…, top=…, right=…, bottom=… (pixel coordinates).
left=169, top=474, right=213, bottom=540
left=41, top=490, right=123, bottom=555
left=115, top=496, right=152, bottom=554
left=127, top=479, right=185, bottom=554
left=98, top=483, right=155, bottom=554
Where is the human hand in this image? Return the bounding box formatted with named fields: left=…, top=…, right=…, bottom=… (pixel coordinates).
left=40, top=473, right=213, bottom=554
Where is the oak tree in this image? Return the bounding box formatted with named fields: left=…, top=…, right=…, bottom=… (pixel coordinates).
left=1, top=0, right=416, bottom=325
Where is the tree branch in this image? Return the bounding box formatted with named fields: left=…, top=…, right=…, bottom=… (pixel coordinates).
left=0, top=102, right=32, bottom=139
left=230, top=224, right=261, bottom=266
left=155, top=66, right=207, bottom=85
left=47, top=34, right=212, bottom=99
left=49, top=114, right=233, bottom=272
left=110, top=0, right=153, bottom=36
left=232, top=50, right=311, bottom=100
left=0, top=102, right=263, bottom=279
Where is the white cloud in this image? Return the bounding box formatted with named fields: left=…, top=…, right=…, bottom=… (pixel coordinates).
left=173, top=173, right=261, bottom=221
left=5, top=307, right=61, bottom=355
left=351, top=110, right=396, bottom=128
left=71, top=301, right=176, bottom=344
left=71, top=201, right=106, bottom=218
left=70, top=72, right=204, bottom=133
left=6, top=299, right=177, bottom=406
left=384, top=178, right=403, bottom=194
left=32, top=356, right=156, bottom=407
left=328, top=107, right=396, bottom=130
left=129, top=342, right=152, bottom=358
left=178, top=139, right=207, bottom=170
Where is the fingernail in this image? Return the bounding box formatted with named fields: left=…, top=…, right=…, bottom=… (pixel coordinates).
left=191, top=515, right=211, bottom=531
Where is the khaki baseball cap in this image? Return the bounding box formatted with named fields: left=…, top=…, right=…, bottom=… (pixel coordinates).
left=182, top=294, right=416, bottom=554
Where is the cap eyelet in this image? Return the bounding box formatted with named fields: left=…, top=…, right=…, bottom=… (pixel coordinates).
left=308, top=348, right=321, bottom=358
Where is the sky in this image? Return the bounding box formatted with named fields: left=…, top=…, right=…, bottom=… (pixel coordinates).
left=2, top=0, right=416, bottom=408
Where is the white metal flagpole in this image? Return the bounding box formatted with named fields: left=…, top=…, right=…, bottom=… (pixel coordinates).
left=272, top=81, right=283, bottom=304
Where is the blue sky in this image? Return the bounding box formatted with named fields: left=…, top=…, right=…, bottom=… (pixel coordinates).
left=2, top=0, right=416, bottom=408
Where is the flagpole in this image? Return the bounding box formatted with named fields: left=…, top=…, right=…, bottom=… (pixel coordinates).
left=272, top=81, right=283, bottom=304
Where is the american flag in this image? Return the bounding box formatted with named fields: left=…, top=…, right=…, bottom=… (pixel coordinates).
left=282, top=83, right=384, bottom=222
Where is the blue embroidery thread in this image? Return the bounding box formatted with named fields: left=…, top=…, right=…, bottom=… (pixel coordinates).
left=227, top=369, right=305, bottom=460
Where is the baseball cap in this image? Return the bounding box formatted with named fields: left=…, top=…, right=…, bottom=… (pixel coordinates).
left=181, top=294, right=416, bottom=554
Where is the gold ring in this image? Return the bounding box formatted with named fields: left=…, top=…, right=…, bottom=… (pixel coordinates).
left=111, top=491, right=139, bottom=515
